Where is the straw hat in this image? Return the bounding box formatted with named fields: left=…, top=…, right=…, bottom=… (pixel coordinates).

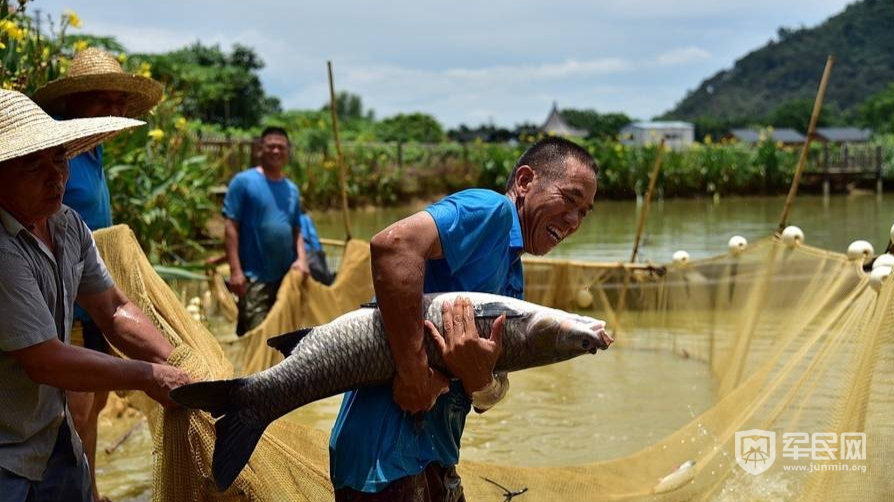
left=32, top=48, right=163, bottom=118
left=0, top=90, right=144, bottom=163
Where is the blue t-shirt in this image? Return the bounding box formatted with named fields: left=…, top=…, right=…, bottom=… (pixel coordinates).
left=64, top=146, right=112, bottom=232
left=222, top=168, right=303, bottom=283
left=329, top=189, right=524, bottom=492
left=300, top=213, right=323, bottom=253
left=64, top=146, right=112, bottom=322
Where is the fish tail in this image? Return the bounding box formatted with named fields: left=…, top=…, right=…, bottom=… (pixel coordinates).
left=170, top=378, right=244, bottom=417
left=170, top=378, right=267, bottom=490
left=212, top=412, right=266, bottom=491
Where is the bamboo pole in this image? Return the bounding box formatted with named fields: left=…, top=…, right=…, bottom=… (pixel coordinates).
left=776, top=55, right=835, bottom=233
left=327, top=61, right=352, bottom=241
left=615, top=139, right=666, bottom=333
left=630, top=138, right=666, bottom=263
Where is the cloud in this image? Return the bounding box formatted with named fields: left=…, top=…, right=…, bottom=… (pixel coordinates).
left=46, top=0, right=850, bottom=127
left=278, top=48, right=711, bottom=126
left=87, top=22, right=197, bottom=53
left=655, top=47, right=712, bottom=66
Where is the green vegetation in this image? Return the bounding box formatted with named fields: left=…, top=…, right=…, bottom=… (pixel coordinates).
left=3, top=0, right=893, bottom=266
left=560, top=109, right=633, bottom=140
left=859, top=84, right=894, bottom=134
left=131, top=43, right=282, bottom=129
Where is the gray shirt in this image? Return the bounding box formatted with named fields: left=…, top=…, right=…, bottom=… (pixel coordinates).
left=0, top=205, right=113, bottom=480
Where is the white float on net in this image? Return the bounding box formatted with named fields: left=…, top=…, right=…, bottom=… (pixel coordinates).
left=728, top=235, right=747, bottom=255
left=781, top=226, right=804, bottom=247
left=672, top=250, right=690, bottom=265
left=846, top=240, right=875, bottom=263
left=869, top=266, right=892, bottom=293
left=873, top=253, right=894, bottom=270
left=576, top=288, right=594, bottom=309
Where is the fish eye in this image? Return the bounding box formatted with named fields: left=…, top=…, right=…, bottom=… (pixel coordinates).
left=581, top=339, right=590, bottom=349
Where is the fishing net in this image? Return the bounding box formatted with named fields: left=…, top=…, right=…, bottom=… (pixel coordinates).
left=95, top=224, right=893, bottom=501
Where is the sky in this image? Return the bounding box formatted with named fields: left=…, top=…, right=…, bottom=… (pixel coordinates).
left=37, top=0, right=857, bottom=128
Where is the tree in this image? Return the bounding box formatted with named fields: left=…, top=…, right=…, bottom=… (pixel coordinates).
left=132, top=43, right=280, bottom=129
left=321, top=91, right=374, bottom=123
left=560, top=108, right=632, bottom=139
left=858, top=83, right=894, bottom=133
left=376, top=112, right=444, bottom=143
left=764, top=98, right=842, bottom=132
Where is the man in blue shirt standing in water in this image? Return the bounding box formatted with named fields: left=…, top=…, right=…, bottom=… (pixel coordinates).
left=31, top=47, right=163, bottom=502
left=223, top=126, right=309, bottom=336
left=330, top=137, right=599, bottom=501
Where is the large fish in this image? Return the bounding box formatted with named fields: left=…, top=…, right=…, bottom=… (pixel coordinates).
left=171, top=292, right=612, bottom=490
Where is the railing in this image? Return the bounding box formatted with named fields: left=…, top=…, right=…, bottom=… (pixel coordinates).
left=806, top=143, right=883, bottom=194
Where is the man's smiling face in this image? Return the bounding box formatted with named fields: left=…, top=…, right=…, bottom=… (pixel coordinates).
left=520, top=158, right=596, bottom=256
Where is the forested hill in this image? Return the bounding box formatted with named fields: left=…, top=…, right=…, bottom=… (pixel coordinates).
left=662, top=0, right=894, bottom=126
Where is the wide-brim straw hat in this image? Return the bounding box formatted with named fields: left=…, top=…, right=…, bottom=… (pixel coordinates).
left=32, top=48, right=163, bottom=118
left=0, top=90, right=144, bottom=163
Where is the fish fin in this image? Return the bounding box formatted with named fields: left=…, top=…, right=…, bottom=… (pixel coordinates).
left=474, top=302, right=525, bottom=319
left=266, top=327, right=313, bottom=356
left=360, top=302, right=378, bottom=309
left=170, top=379, right=244, bottom=418
left=212, top=412, right=266, bottom=491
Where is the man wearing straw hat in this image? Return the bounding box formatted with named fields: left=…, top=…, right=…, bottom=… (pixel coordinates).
left=31, top=47, right=163, bottom=502
left=0, top=90, right=190, bottom=501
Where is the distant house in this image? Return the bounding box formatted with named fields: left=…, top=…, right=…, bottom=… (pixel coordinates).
left=619, top=121, right=694, bottom=149
left=815, top=127, right=873, bottom=144
left=727, top=128, right=805, bottom=145
left=540, top=102, right=587, bottom=137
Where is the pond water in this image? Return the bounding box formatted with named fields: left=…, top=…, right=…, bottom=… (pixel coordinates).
left=95, top=194, right=892, bottom=500
left=311, top=193, right=893, bottom=262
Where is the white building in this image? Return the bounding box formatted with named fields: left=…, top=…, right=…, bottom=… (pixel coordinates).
left=620, top=121, right=694, bottom=149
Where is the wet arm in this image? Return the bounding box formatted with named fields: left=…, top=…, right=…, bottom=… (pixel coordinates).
left=371, top=211, right=446, bottom=411
left=77, top=286, right=173, bottom=364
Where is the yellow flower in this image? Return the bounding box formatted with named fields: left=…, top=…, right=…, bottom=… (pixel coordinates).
left=776, top=141, right=784, bottom=149
left=117, top=53, right=127, bottom=64
left=174, top=117, right=188, bottom=131
left=0, top=42, right=5, bottom=50
left=138, top=62, right=152, bottom=78
left=0, top=20, right=24, bottom=41
left=1, top=81, right=14, bottom=90
left=73, top=40, right=88, bottom=53
left=147, top=129, right=165, bottom=141
left=41, top=46, right=49, bottom=58
left=64, top=10, right=83, bottom=29
left=703, top=134, right=713, bottom=145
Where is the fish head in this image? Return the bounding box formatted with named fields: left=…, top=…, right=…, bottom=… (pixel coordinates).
left=525, top=309, right=612, bottom=363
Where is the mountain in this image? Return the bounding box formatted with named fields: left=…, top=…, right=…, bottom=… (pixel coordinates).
left=663, top=0, right=894, bottom=128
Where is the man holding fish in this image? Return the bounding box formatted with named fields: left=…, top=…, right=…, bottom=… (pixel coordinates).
left=329, top=136, right=607, bottom=501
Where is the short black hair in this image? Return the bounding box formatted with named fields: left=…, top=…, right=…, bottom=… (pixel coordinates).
left=260, top=126, right=290, bottom=143
left=505, top=136, right=598, bottom=192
